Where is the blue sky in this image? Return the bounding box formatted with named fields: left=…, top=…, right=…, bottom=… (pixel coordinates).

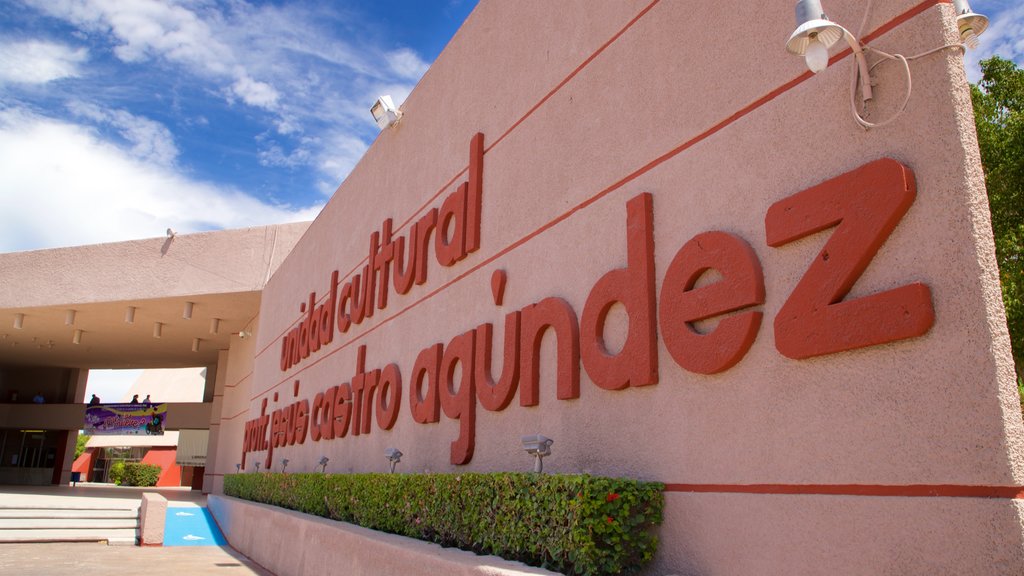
left=0, top=0, right=1020, bottom=258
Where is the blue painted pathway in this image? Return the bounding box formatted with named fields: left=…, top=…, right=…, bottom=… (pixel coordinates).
left=164, top=504, right=227, bottom=546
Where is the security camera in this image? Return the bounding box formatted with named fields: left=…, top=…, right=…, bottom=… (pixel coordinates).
left=385, top=448, right=403, bottom=473
left=521, top=434, right=553, bottom=473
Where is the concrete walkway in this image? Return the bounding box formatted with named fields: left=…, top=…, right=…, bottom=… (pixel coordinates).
left=0, top=484, right=272, bottom=575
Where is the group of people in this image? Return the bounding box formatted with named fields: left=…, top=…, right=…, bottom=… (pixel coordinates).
left=87, top=393, right=151, bottom=406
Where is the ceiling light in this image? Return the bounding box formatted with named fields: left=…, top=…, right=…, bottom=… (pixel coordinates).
left=13, top=314, right=24, bottom=330
left=209, top=318, right=220, bottom=334
left=183, top=301, right=194, bottom=320
left=153, top=322, right=163, bottom=339
left=370, top=95, right=402, bottom=129
left=191, top=338, right=201, bottom=352
left=65, top=310, right=77, bottom=326
left=125, top=306, right=136, bottom=324
left=72, top=330, right=83, bottom=345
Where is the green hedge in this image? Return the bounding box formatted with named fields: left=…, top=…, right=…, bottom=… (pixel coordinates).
left=224, top=472, right=663, bottom=575
left=121, top=463, right=161, bottom=487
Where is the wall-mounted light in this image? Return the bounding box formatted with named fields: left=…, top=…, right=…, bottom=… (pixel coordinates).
left=183, top=301, right=194, bottom=320
left=522, top=434, right=553, bottom=474
left=385, top=448, right=402, bottom=473
left=153, top=322, right=163, bottom=339
left=166, top=228, right=176, bottom=238
left=238, top=330, right=252, bottom=340
left=72, top=329, right=83, bottom=345
left=65, top=310, right=77, bottom=326
left=191, top=338, right=201, bottom=353
left=209, top=318, right=220, bottom=335
left=785, top=0, right=872, bottom=102
left=370, top=95, right=402, bottom=129
left=281, top=458, right=289, bottom=473
left=952, top=0, right=988, bottom=49
left=125, top=306, right=136, bottom=324
left=318, top=456, right=330, bottom=473
left=13, top=313, right=24, bottom=330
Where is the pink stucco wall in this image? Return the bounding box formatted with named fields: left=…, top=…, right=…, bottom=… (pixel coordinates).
left=214, top=1, right=1024, bottom=573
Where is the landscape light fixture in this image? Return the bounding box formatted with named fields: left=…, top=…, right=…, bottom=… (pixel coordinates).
left=235, top=463, right=241, bottom=473
left=385, top=448, right=402, bottom=473
left=521, top=434, right=553, bottom=474
left=125, top=306, right=136, bottom=324
left=952, top=0, right=988, bottom=49
left=183, top=301, right=194, bottom=320
left=370, top=95, right=402, bottom=129
left=281, top=458, right=289, bottom=473
left=254, top=462, right=261, bottom=472
left=318, top=456, right=330, bottom=473
left=65, top=310, right=76, bottom=326
left=13, top=314, right=24, bottom=330
left=72, top=330, right=83, bottom=345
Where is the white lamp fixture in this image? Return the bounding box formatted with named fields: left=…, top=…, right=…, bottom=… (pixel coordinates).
left=153, top=322, right=163, bottom=339
left=65, top=310, right=77, bottom=326
left=385, top=448, right=403, bottom=473
left=370, top=95, right=402, bottom=129
left=786, top=0, right=872, bottom=100
left=125, top=306, right=136, bottom=324
left=72, top=329, right=83, bottom=345
left=952, top=0, right=988, bottom=49
left=13, top=314, right=24, bottom=330
left=522, top=434, right=554, bottom=474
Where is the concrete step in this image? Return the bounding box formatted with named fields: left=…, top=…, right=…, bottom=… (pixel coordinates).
left=0, top=528, right=138, bottom=545
left=0, top=518, right=139, bottom=529
left=0, top=508, right=138, bottom=519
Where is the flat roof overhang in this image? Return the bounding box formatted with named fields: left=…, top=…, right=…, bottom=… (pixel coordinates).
left=0, top=222, right=309, bottom=369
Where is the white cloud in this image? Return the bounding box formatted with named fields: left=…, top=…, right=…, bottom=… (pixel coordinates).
left=387, top=48, right=430, bottom=80
left=966, top=3, right=1024, bottom=82
left=0, top=106, right=320, bottom=253
left=317, top=132, right=368, bottom=183
left=66, top=100, right=180, bottom=166
left=0, top=39, right=88, bottom=84
left=231, top=74, right=280, bottom=109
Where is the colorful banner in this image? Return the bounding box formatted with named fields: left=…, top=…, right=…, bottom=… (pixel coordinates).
left=85, top=403, right=167, bottom=436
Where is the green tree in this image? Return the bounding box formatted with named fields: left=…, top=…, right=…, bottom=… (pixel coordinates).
left=971, top=56, right=1024, bottom=386
left=74, top=433, right=90, bottom=459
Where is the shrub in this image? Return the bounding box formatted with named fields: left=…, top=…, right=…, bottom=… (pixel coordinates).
left=224, top=472, right=663, bottom=576
left=108, top=461, right=125, bottom=485
left=121, top=463, right=162, bottom=487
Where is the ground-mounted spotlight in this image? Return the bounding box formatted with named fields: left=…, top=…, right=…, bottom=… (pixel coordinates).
left=281, top=458, right=289, bottom=473
left=370, top=95, right=402, bottom=129
left=952, top=0, right=988, bottom=49
left=254, top=462, right=261, bottom=472
left=385, top=448, right=402, bottom=473
left=521, top=434, right=553, bottom=474
left=319, top=456, right=330, bottom=473
left=235, top=463, right=241, bottom=473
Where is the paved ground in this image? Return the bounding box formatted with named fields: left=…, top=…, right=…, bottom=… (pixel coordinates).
left=0, top=484, right=273, bottom=575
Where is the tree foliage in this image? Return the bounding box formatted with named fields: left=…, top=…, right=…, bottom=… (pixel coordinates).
left=971, top=56, right=1024, bottom=383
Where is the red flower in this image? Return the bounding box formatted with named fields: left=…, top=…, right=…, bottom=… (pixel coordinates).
left=606, top=516, right=614, bottom=524
left=606, top=492, right=620, bottom=502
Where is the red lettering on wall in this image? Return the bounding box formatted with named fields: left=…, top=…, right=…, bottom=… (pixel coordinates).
left=410, top=343, right=442, bottom=424
left=376, top=364, right=402, bottom=430
left=659, top=231, right=765, bottom=374
left=519, top=297, right=580, bottom=406
left=475, top=312, right=520, bottom=411
left=581, top=192, right=658, bottom=390
left=440, top=330, right=476, bottom=464
left=765, top=158, right=934, bottom=359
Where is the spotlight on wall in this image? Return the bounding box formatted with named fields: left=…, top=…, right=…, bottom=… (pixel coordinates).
left=952, top=0, right=988, bottom=49
left=65, top=309, right=77, bottom=326
left=153, top=322, right=163, bottom=339
left=385, top=448, right=403, bottom=473
left=183, top=301, right=194, bottom=320
left=166, top=228, right=176, bottom=238
left=235, top=463, right=241, bottom=473
left=318, top=456, right=330, bottom=473
left=254, top=462, right=261, bottom=472
left=72, top=329, right=83, bottom=345
left=238, top=330, right=252, bottom=340
left=785, top=0, right=844, bottom=74
left=281, top=458, right=289, bottom=473
left=191, top=338, right=201, bottom=353
left=125, top=306, right=136, bottom=324
left=521, top=434, right=553, bottom=474
left=370, top=95, right=402, bottom=129
left=13, top=313, right=24, bottom=330
left=209, top=318, right=220, bottom=335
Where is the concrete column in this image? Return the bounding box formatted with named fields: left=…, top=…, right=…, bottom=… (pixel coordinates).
left=139, top=492, right=168, bottom=546
left=202, top=350, right=229, bottom=494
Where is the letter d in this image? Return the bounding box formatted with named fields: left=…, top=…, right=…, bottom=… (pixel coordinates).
left=580, top=192, right=658, bottom=390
